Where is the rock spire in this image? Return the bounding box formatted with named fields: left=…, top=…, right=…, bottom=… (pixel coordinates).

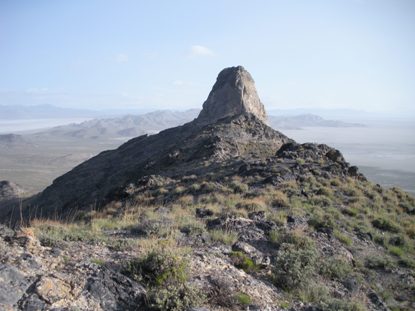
left=196, top=66, right=267, bottom=124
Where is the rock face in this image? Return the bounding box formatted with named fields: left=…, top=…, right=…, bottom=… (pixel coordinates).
left=196, top=66, right=267, bottom=125
left=0, top=225, right=147, bottom=311
left=19, top=66, right=289, bottom=219
left=0, top=264, right=30, bottom=306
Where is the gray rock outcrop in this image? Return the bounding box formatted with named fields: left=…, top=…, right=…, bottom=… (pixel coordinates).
left=196, top=66, right=267, bottom=125
left=0, top=225, right=147, bottom=311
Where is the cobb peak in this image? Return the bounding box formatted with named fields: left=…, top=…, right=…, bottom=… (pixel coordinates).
left=196, top=66, right=267, bottom=124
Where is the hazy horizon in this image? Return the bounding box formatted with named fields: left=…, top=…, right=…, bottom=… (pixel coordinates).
left=1, top=102, right=415, bottom=124
left=1, top=1, right=415, bottom=118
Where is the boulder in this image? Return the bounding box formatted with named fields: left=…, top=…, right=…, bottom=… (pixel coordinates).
left=86, top=266, right=146, bottom=310
left=0, top=264, right=30, bottom=308
left=35, top=276, right=72, bottom=304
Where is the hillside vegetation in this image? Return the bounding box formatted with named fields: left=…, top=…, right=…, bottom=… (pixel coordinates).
left=2, top=148, right=413, bottom=310
left=1, top=66, right=414, bottom=311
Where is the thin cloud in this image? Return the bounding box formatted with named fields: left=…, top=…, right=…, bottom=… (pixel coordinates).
left=190, top=45, right=214, bottom=57
left=115, top=53, right=129, bottom=63
left=173, top=80, right=185, bottom=86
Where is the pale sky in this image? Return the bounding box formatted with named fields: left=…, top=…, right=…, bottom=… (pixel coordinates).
left=1, top=0, right=414, bottom=116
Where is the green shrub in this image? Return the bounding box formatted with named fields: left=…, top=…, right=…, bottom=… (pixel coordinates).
left=400, top=201, right=415, bottom=214
left=273, top=242, right=318, bottom=290
left=124, top=250, right=187, bottom=287
left=33, top=221, right=105, bottom=247
left=108, top=238, right=137, bottom=251
left=298, top=285, right=366, bottom=311
left=149, top=283, right=203, bottom=311
left=319, top=298, right=367, bottom=311
left=124, top=249, right=204, bottom=311
left=268, top=229, right=280, bottom=244
left=271, top=191, right=289, bottom=208
left=297, top=285, right=329, bottom=304
left=200, top=181, right=219, bottom=193
left=189, top=183, right=201, bottom=193
left=235, top=292, right=251, bottom=305
left=388, top=235, right=406, bottom=247
left=279, top=301, right=291, bottom=309
left=342, top=207, right=359, bottom=217
left=316, top=186, right=333, bottom=197
left=236, top=200, right=265, bottom=212
left=388, top=246, right=404, bottom=258
left=405, top=223, right=415, bottom=239
left=268, top=229, right=313, bottom=248
left=134, top=217, right=175, bottom=238
left=308, top=213, right=335, bottom=232
left=319, top=257, right=352, bottom=280
left=173, top=185, right=186, bottom=195
left=229, top=181, right=249, bottom=193
left=340, top=184, right=359, bottom=197
left=373, top=233, right=385, bottom=246
left=310, top=195, right=332, bottom=207
left=334, top=230, right=353, bottom=246
left=372, top=217, right=400, bottom=233
left=365, top=255, right=396, bottom=271
left=229, top=251, right=257, bottom=273
left=399, top=257, right=415, bottom=269
left=210, top=229, right=238, bottom=245
left=296, top=158, right=306, bottom=165
left=91, top=258, right=106, bottom=266
left=266, top=211, right=287, bottom=226
left=155, top=187, right=169, bottom=196
left=330, top=178, right=341, bottom=187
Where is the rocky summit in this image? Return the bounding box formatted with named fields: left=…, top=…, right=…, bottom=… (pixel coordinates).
left=196, top=66, right=267, bottom=125
left=1, top=67, right=415, bottom=311
left=26, top=66, right=289, bottom=219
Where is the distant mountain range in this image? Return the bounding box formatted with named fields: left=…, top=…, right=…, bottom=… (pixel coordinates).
left=0, top=134, right=28, bottom=146
left=268, top=107, right=415, bottom=122
left=29, top=110, right=363, bottom=140
left=268, top=114, right=363, bottom=129
left=31, top=109, right=200, bottom=140
left=2, top=104, right=412, bottom=123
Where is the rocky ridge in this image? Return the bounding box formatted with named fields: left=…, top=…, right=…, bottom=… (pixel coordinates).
left=27, top=66, right=289, bottom=219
